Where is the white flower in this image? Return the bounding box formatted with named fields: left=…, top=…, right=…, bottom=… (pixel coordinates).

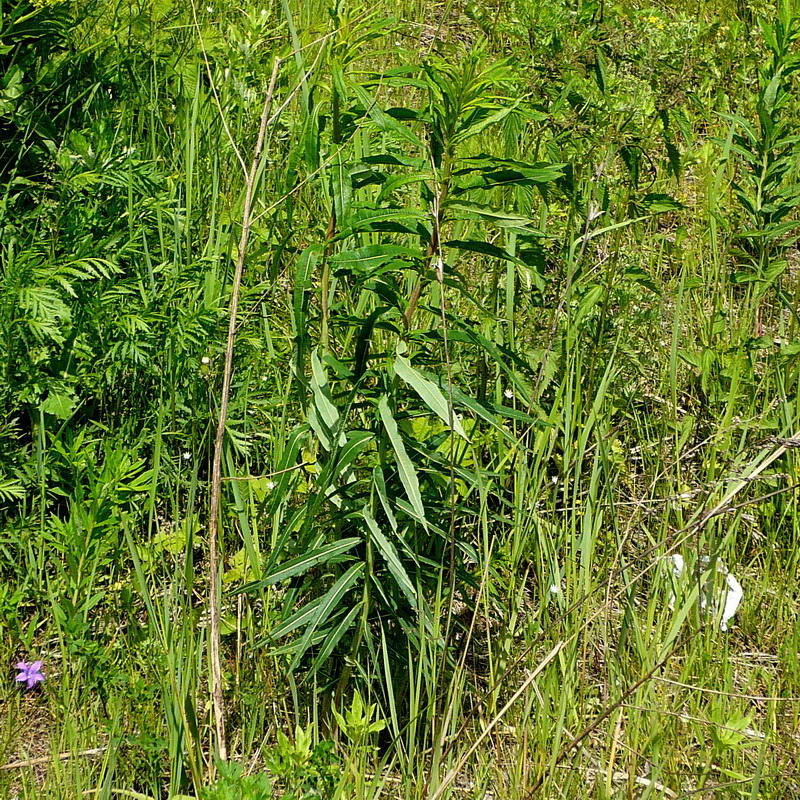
left=266, top=480, right=276, bottom=491
left=207, top=5, right=214, bottom=12
left=261, top=375, right=268, bottom=382
left=182, top=451, right=192, bottom=461
left=201, top=356, right=211, bottom=365
left=504, top=388, right=514, bottom=400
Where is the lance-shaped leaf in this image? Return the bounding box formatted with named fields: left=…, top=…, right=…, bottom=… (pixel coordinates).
left=446, top=201, right=535, bottom=230
left=307, top=601, right=363, bottom=678
left=290, top=562, right=364, bottom=669
left=378, top=396, right=428, bottom=530
left=330, top=244, right=422, bottom=277
left=352, top=84, right=424, bottom=149
left=454, top=97, right=524, bottom=143
left=337, top=206, right=428, bottom=238
left=308, top=348, right=342, bottom=450
left=331, top=153, right=352, bottom=222
left=363, top=506, right=417, bottom=608
left=293, top=245, right=321, bottom=341
left=233, top=538, right=360, bottom=594
left=394, top=354, right=467, bottom=439
left=372, top=466, right=398, bottom=532
left=446, top=239, right=529, bottom=265
left=267, top=597, right=325, bottom=642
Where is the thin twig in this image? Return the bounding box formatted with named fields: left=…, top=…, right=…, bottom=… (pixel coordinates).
left=428, top=641, right=565, bottom=800
left=1, top=747, right=106, bottom=770
left=207, top=56, right=282, bottom=764
left=652, top=677, right=800, bottom=702
left=524, top=632, right=694, bottom=797
left=220, top=462, right=312, bottom=481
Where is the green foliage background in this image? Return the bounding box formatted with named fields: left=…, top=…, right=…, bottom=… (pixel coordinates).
left=1, top=0, right=800, bottom=797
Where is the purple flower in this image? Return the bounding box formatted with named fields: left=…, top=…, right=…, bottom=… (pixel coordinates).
left=15, top=661, right=44, bottom=689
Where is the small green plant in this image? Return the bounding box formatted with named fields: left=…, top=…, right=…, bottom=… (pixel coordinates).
left=709, top=708, right=757, bottom=753
left=195, top=762, right=272, bottom=800
left=332, top=690, right=386, bottom=748
left=264, top=724, right=341, bottom=799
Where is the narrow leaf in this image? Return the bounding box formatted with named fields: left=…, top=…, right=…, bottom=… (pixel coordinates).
left=363, top=507, right=417, bottom=608
left=290, top=562, right=364, bottom=669
left=233, top=538, right=360, bottom=594
left=394, top=354, right=467, bottom=438
left=378, top=396, right=428, bottom=530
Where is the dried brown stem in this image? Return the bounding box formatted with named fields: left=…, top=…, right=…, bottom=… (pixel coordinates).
left=0, top=747, right=106, bottom=771
left=207, top=57, right=281, bottom=764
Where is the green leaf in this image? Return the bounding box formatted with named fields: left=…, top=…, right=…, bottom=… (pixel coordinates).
left=293, top=246, right=322, bottom=366
left=762, top=73, right=781, bottom=114
left=394, top=354, right=467, bottom=438
left=332, top=153, right=352, bottom=222
left=454, top=98, right=523, bottom=142
left=363, top=507, right=417, bottom=607
left=447, top=201, right=533, bottom=229
left=309, top=348, right=341, bottom=450
left=593, top=50, right=608, bottom=94
left=269, top=597, right=325, bottom=641
left=457, top=156, right=565, bottom=184
left=330, top=244, right=421, bottom=276
left=334, top=431, right=374, bottom=478
left=0, top=477, right=25, bottom=502
left=372, top=466, right=398, bottom=532
left=290, top=562, right=364, bottom=669
left=378, top=396, right=428, bottom=530
left=352, top=85, right=424, bottom=149
left=233, top=538, right=360, bottom=594
left=41, top=392, right=76, bottom=420
left=446, top=239, right=526, bottom=265
left=639, top=193, right=684, bottom=213
left=338, top=206, right=428, bottom=238
left=270, top=628, right=328, bottom=656
left=354, top=306, right=391, bottom=378
left=306, top=601, right=362, bottom=678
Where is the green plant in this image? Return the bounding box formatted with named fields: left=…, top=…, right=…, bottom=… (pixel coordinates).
left=233, top=49, right=565, bottom=728
left=1, top=0, right=799, bottom=797
left=723, top=6, right=800, bottom=293
left=197, top=762, right=272, bottom=800
left=264, top=724, right=341, bottom=799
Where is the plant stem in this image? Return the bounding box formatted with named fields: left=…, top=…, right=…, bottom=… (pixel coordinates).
left=207, top=57, right=281, bottom=764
